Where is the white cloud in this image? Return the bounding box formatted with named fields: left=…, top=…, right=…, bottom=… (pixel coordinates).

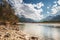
left=53, top=0, right=60, bottom=5
left=51, top=1, right=60, bottom=15
left=33, top=2, right=44, bottom=9
left=51, top=7, right=58, bottom=14
left=51, top=5, right=60, bottom=14
left=52, top=4, right=57, bottom=7
left=54, top=1, right=57, bottom=4
left=47, top=7, right=50, bottom=9
left=57, top=0, right=60, bottom=5
left=6, top=0, right=23, bottom=6
left=20, top=3, right=44, bottom=21
left=47, top=11, right=50, bottom=14
left=6, top=0, right=44, bottom=21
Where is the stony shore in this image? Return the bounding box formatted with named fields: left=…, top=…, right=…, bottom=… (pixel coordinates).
left=0, top=25, right=30, bottom=40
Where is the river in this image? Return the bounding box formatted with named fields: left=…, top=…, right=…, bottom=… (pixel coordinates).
left=18, top=23, right=60, bottom=40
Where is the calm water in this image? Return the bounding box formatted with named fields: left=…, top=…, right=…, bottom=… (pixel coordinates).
left=18, top=23, right=60, bottom=40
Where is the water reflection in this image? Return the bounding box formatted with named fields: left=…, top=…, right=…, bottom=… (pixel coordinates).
left=18, top=23, right=60, bottom=40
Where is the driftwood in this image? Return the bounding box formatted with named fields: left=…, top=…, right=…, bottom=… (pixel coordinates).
left=29, top=37, right=38, bottom=40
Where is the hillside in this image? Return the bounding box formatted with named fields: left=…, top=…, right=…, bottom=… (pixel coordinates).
left=0, top=0, right=19, bottom=24
left=41, top=15, right=60, bottom=23
left=0, top=0, right=30, bottom=40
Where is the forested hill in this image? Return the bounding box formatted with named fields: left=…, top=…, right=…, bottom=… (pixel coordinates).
left=0, top=0, right=19, bottom=24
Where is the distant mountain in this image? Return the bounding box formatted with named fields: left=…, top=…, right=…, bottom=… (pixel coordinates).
left=42, top=15, right=60, bottom=22
left=19, top=14, right=60, bottom=23
left=50, top=15, right=60, bottom=21
left=18, top=15, right=35, bottom=22
left=40, top=16, right=53, bottom=22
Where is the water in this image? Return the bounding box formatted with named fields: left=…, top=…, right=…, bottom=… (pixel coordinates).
left=18, top=23, right=60, bottom=40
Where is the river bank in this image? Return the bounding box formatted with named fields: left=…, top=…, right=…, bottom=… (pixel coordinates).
left=0, top=25, right=29, bottom=40
left=0, top=23, right=60, bottom=40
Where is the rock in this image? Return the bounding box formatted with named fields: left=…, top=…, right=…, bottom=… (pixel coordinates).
left=0, top=25, right=29, bottom=40
left=4, top=33, right=10, bottom=38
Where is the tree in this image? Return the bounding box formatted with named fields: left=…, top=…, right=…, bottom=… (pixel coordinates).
left=0, top=0, right=19, bottom=24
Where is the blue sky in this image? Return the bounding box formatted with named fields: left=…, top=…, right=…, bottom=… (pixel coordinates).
left=6, top=0, right=60, bottom=22
left=23, top=0, right=57, bottom=5
left=23, top=0, right=60, bottom=20
left=23, top=0, right=58, bottom=15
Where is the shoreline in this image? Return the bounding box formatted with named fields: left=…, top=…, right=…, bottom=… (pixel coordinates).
left=17, top=22, right=60, bottom=24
